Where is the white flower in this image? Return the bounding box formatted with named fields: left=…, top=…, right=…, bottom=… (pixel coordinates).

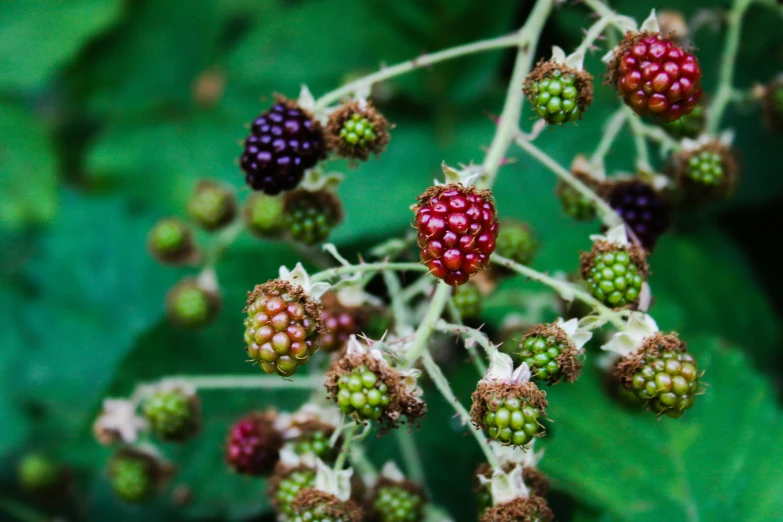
left=589, top=224, right=630, bottom=247
left=399, top=368, right=424, bottom=399
left=550, top=45, right=585, bottom=71
left=478, top=465, right=530, bottom=505
left=279, top=263, right=330, bottom=301
left=313, top=459, right=353, bottom=502
left=490, top=440, right=544, bottom=469
left=380, top=461, right=406, bottom=482
left=555, top=317, right=592, bottom=351
left=482, top=352, right=531, bottom=385
left=94, top=398, right=147, bottom=444
left=601, top=312, right=659, bottom=358
left=299, top=169, right=344, bottom=192
left=436, top=162, right=481, bottom=187
left=279, top=447, right=317, bottom=469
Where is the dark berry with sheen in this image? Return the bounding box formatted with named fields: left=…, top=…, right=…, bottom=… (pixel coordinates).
left=414, top=184, right=498, bottom=286
left=226, top=414, right=283, bottom=476
left=607, top=180, right=671, bottom=251
left=609, top=32, right=702, bottom=123
left=240, top=100, right=325, bottom=195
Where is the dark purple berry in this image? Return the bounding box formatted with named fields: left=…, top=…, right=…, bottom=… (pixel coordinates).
left=607, top=180, right=670, bottom=251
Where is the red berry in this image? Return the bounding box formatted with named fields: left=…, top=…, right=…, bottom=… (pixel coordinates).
left=608, top=32, right=702, bottom=123
left=413, top=184, right=499, bottom=286
left=226, top=412, right=283, bottom=476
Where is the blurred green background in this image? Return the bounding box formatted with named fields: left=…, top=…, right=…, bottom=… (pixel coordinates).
left=1, top=0, right=782, bottom=520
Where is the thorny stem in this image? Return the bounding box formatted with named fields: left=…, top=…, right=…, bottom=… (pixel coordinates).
left=491, top=254, right=627, bottom=329
left=437, top=320, right=497, bottom=360
left=403, top=282, right=452, bottom=368
left=480, top=0, right=555, bottom=188
left=334, top=423, right=359, bottom=471
left=420, top=352, right=499, bottom=469
left=590, top=107, right=627, bottom=167
left=314, top=33, right=521, bottom=110
left=574, top=15, right=613, bottom=57
left=707, top=0, right=754, bottom=134
left=309, top=261, right=428, bottom=283
left=394, top=429, right=426, bottom=485
left=513, top=132, right=623, bottom=228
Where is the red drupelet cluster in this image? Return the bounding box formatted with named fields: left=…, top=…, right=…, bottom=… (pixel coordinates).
left=226, top=413, right=282, bottom=476
left=609, top=33, right=702, bottom=123
left=414, top=184, right=499, bottom=286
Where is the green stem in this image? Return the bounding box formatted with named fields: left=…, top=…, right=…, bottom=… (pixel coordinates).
left=491, top=254, right=626, bottom=329
left=310, top=262, right=428, bottom=283
left=574, top=16, right=612, bottom=57
left=394, top=429, right=426, bottom=485
left=480, top=0, right=555, bottom=187
left=334, top=423, right=359, bottom=471
left=590, top=107, right=627, bottom=166
left=437, top=320, right=496, bottom=360
left=314, top=33, right=521, bottom=109
left=202, top=219, right=244, bottom=268
left=137, top=375, right=322, bottom=394
left=707, top=0, right=753, bottom=134
left=384, top=271, right=410, bottom=329
left=420, top=352, right=499, bottom=469
left=444, top=301, right=488, bottom=375
left=403, top=282, right=452, bottom=368
left=637, top=121, right=679, bottom=151
left=400, top=275, right=434, bottom=303
left=625, top=108, right=653, bottom=172
left=513, top=133, right=622, bottom=227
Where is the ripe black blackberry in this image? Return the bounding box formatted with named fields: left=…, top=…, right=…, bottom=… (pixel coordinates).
left=607, top=180, right=671, bottom=251
left=240, top=98, right=326, bottom=195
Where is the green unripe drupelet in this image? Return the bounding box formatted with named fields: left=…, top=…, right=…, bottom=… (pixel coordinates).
left=675, top=142, right=738, bottom=200
left=290, top=489, right=364, bottom=522
left=143, top=389, right=200, bottom=442
left=335, top=365, right=390, bottom=421
left=372, top=481, right=426, bottom=522
left=166, top=278, right=221, bottom=328
left=495, top=220, right=538, bottom=266
left=452, top=281, right=481, bottom=319
left=108, top=450, right=162, bottom=504
left=187, top=180, right=237, bottom=231
left=662, top=104, right=705, bottom=139
left=18, top=454, right=62, bottom=494
left=147, top=218, right=196, bottom=265
left=244, top=193, right=286, bottom=238
left=581, top=243, right=648, bottom=308
left=520, top=324, right=582, bottom=385
left=340, top=113, right=378, bottom=148
left=326, top=100, right=391, bottom=161
left=483, top=395, right=543, bottom=447
left=556, top=181, right=596, bottom=221
left=524, top=62, right=593, bottom=125
left=684, top=150, right=724, bottom=186
left=283, top=190, right=343, bottom=246
left=271, top=467, right=317, bottom=520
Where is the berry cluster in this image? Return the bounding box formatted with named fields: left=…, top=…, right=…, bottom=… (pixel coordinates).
left=244, top=280, right=322, bottom=376
left=147, top=218, right=195, bottom=265
left=414, top=184, right=499, bottom=286
left=108, top=449, right=162, bottom=504
left=520, top=325, right=582, bottom=384
left=166, top=278, right=221, bottom=328
left=270, top=466, right=317, bottom=519
left=326, top=101, right=391, bottom=161
left=472, top=381, right=548, bottom=448
left=143, top=388, right=200, bottom=442
left=334, top=364, right=391, bottom=421
left=494, top=220, right=538, bottom=267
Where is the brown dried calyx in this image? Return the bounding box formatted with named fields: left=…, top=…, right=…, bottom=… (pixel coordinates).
left=292, top=488, right=364, bottom=522
left=522, top=323, right=583, bottom=384
left=481, top=496, right=554, bottom=522
left=615, top=332, right=685, bottom=387
left=475, top=463, right=550, bottom=499
left=326, top=100, right=391, bottom=161
left=470, top=381, right=549, bottom=432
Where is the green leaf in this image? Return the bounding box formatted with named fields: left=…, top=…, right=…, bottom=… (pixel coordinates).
left=0, top=102, right=58, bottom=229
left=0, top=0, right=122, bottom=91
left=542, top=337, right=783, bottom=522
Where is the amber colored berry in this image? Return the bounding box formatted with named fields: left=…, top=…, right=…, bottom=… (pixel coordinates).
left=226, top=413, right=283, bottom=476
left=240, top=99, right=326, bottom=195
left=187, top=180, right=237, bottom=231
left=335, top=364, right=390, bottom=421
left=607, top=180, right=671, bottom=251
left=147, top=218, right=195, bottom=265
left=143, top=389, right=200, bottom=442
left=244, top=281, right=321, bottom=376
left=582, top=247, right=646, bottom=308
left=283, top=190, right=343, bottom=246
left=414, top=184, right=498, bottom=286
left=166, top=279, right=220, bottom=329
left=608, top=32, right=702, bottom=123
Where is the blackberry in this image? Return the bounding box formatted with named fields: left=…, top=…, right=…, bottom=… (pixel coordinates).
left=108, top=449, right=161, bottom=504
left=675, top=142, right=738, bottom=199
left=326, top=101, right=391, bottom=161
left=524, top=62, right=593, bottom=125
left=452, top=281, right=481, bottom=320
left=662, top=104, right=705, bottom=139
left=187, top=180, right=237, bottom=231
left=414, top=184, right=499, bottom=286
left=240, top=98, right=326, bottom=195
left=166, top=278, right=221, bottom=329
left=291, top=429, right=336, bottom=462
left=269, top=467, right=317, bottom=520
left=580, top=245, right=647, bottom=308
left=244, top=193, right=286, bottom=238
left=607, top=180, right=671, bottom=251
left=143, top=388, right=200, bottom=442
left=283, top=190, right=343, bottom=246
left=244, top=280, right=322, bottom=376
left=18, top=454, right=62, bottom=494
left=147, top=218, right=196, bottom=265
left=495, top=220, right=537, bottom=266
left=318, top=293, right=362, bottom=353
left=471, top=382, right=547, bottom=447
left=607, top=32, right=702, bottom=122
left=290, top=489, right=364, bottom=522
left=481, top=496, right=554, bottom=522
left=372, top=481, right=426, bottom=522
left=334, top=364, right=390, bottom=421
left=617, top=333, right=700, bottom=418
left=520, top=324, right=582, bottom=384
left=226, top=412, right=283, bottom=476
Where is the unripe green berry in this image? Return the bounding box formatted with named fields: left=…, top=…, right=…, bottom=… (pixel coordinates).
left=520, top=334, right=568, bottom=384
left=495, top=221, right=538, bottom=266
left=147, top=218, right=195, bottom=265
left=143, top=389, right=200, bottom=442
left=283, top=190, right=343, bottom=246
left=167, top=279, right=220, bottom=328
left=453, top=281, right=481, bottom=319
left=273, top=468, right=316, bottom=519
left=340, top=113, right=378, bottom=148
left=524, top=64, right=593, bottom=126
left=245, top=193, right=286, bottom=238
left=373, top=483, right=426, bottom=522
left=18, top=454, right=61, bottom=493
left=109, top=452, right=157, bottom=504
left=292, top=430, right=337, bottom=462
left=630, top=350, right=700, bottom=417
left=684, top=150, right=724, bottom=186
left=662, top=105, right=705, bottom=139
left=187, top=180, right=237, bottom=231
left=583, top=248, right=646, bottom=308
left=326, top=101, right=390, bottom=161
left=483, top=396, right=543, bottom=447
left=556, top=181, right=596, bottom=221
left=336, top=364, right=389, bottom=421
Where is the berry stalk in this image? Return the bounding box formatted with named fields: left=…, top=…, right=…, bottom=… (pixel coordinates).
left=333, top=422, right=359, bottom=471
left=590, top=107, right=627, bottom=167
left=403, top=282, right=452, bottom=369
left=309, top=261, right=428, bottom=283
left=625, top=106, right=653, bottom=173
left=394, top=429, right=426, bottom=486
